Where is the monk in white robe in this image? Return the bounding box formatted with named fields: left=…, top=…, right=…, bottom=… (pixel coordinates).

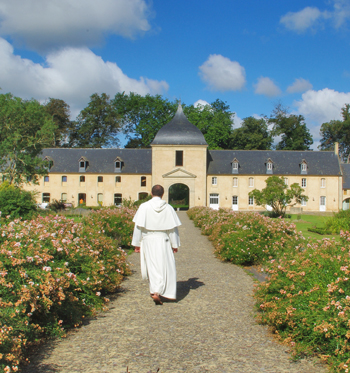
left=132, top=185, right=181, bottom=305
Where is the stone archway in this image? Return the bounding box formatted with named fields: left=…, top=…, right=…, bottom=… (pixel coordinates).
left=168, top=183, right=189, bottom=210
left=343, top=198, right=350, bottom=210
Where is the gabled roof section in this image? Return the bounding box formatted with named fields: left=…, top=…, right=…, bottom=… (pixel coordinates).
left=114, top=156, right=124, bottom=162
left=231, top=157, right=239, bottom=163
left=207, top=150, right=341, bottom=176
left=79, top=156, right=89, bottom=162
left=162, top=168, right=197, bottom=178
left=40, top=148, right=152, bottom=174
left=151, top=104, right=208, bottom=146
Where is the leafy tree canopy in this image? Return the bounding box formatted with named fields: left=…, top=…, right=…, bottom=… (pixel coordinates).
left=249, top=175, right=308, bottom=217
left=0, top=93, right=56, bottom=185
left=44, top=98, right=72, bottom=147
left=269, top=104, right=313, bottom=150
left=70, top=93, right=121, bottom=148
left=319, top=104, right=350, bottom=160
left=230, top=116, right=272, bottom=150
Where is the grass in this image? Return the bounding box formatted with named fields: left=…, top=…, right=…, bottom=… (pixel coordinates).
left=285, top=214, right=339, bottom=241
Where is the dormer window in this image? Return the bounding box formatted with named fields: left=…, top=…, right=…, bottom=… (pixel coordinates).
left=301, top=160, right=308, bottom=175
left=266, top=159, right=273, bottom=174
left=114, top=157, right=123, bottom=173
left=44, top=156, right=54, bottom=171
left=79, top=157, right=89, bottom=172
left=231, top=158, right=239, bottom=174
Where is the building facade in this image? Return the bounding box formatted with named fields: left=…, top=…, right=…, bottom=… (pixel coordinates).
left=23, top=105, right=346, bottom=213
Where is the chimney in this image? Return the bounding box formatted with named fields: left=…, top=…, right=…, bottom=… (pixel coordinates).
left=334, top=142, right=339, bottom=156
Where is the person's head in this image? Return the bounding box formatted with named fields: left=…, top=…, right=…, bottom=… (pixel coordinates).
left=151, top=184, right=164, bottom=198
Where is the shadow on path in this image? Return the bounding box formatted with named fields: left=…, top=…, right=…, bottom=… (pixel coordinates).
left=176, top=277, right=205, bottom=302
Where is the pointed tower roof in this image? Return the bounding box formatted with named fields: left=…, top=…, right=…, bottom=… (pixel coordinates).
left=151, top=104, right=208, bottom=146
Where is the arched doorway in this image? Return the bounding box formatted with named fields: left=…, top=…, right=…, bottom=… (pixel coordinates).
left=168, top=183, right=189, bottom=210
left=343, top=198, right=350, bottom=210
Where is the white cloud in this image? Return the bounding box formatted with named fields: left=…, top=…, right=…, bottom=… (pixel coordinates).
left=0, top=0, right=152, bottom=51
left=254, top=77, right=281, bottom=97
left=199, top=54, right=246, bottom=92
left=280, top=1, right=350, bottom=33
left=194, top=99, right=210, bottom=108
left=294, top=88, right=350, bottom=125
left=232, top=113, right=243, bottom=129
left=287, top=78, right=313, bottom=94
left=0, top=38, right=168, bottom=118
left=280, top=7, right=325, bottom=33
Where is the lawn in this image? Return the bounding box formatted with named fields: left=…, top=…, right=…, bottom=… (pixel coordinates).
left=285, top=214, right=339, bottom=241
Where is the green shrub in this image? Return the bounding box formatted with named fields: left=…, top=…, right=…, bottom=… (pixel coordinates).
left=323, top=210, right=350, bottom=234
left=0, top=182, right=37, bottom=220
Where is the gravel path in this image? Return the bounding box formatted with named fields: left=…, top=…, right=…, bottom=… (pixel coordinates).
left=23, top=212, right=327, bottom=373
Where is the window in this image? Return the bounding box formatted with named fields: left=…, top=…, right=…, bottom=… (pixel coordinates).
left=62, top=176, right=67, bottom=183
left=233, top=177, right=238, bottom=187
left=249, top=196, right=254, bottom=205
left=44, top=176, right=49, bottom=182
left=284, top=177, right=288, bottom=186
left=231, top=159, right=239, bottom=174
left=320, top=196, right=326, bottom=206
left=80, top=176, right=85, bottom=182
left=61, top=193, right=67, bottom=202
left=175, top=150, right=183, bottom=166
left=209, top=193, right=219, bottom=205
left=139, top=192, right=148, bottom=200
left=266, top=161, right=273, bottom=174
left=232, top=196, right=238, bottom=204
left=141, top=176, right=146, bottom=187
left=78, top=193, right=86, bottom=205
left=301, top=178, right=306, bottom=187
left=115, top=161, right=121, bottom=172
left=97, top=193, right=103, bottom=206
left=79, top=159, right=88, bottom=172
left=115, top=176, right=121, bottom=183
left=301, top=161, right=307, bottom=175
left=98, top=176, right=103, bottom=183
left=114, top=193, right=122, bottom=206
left=301, top=197, right=307, bottom=206
left=321, top=178, right=326, bottom=188
left=249, top=177, right=254, bottom=187
left=212, top=177, right=217, bottom=185
left=42, top=193, right=50, bottom=203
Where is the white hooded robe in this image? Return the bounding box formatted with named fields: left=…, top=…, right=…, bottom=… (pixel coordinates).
left=131, top=197, right=181, bottom=299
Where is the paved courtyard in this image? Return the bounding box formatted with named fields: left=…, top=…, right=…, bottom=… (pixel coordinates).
left=23, top=211, right=327, bottom=373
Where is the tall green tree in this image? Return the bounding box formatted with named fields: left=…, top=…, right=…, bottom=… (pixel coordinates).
left=113, top=92, right=177, bottom=148
left=0, top=93, right=56, bottom=185
left=71, top=93, right=121, bottom=148
left=319, top=104, right=350, bottom=160
left=269, top=104, right=313, bottom=150
left=249, top=176, right=308, bottom=217
left=44, top=98, right=72, bottom=147
left=184, top=99, right=235, bottom=149
left=230, top=116, right=272, bottom=150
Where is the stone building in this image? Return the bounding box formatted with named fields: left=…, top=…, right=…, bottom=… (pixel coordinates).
left=23, top=104, right=346, bottom=212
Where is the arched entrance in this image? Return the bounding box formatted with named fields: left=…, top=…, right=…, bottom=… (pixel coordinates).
left=343, top=198, right=350, bottom=210
left=168, top=183, right=189, bottom=210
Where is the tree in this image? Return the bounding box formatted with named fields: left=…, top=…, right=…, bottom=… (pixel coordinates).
left=269, top=104, right=313, bottom=150
left=0, top=93, right=56, bottom=185
left=319, top=104, right=350, bottom=160
left=113, top=92, right=177, bottom=148
left=70, top=93, right=121, bottom=148
left=230, top=116, right=272, bottom=150
left=44, top=98, right=72, bottom=147
left=184, top=99, right=235, bottom=149
left=249, top=176, right=308, bottom=217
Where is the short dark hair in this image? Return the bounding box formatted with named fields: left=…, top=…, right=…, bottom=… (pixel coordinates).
left=151, top=184, right=164, bottom=197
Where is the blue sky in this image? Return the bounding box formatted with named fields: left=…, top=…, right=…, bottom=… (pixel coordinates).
left=1, top=0, right=350, bottom=148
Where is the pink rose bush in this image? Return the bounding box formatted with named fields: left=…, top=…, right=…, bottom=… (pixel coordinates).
left=0, top=208, right=135, bottom=372
left=187, top=207, right=302, bottom=265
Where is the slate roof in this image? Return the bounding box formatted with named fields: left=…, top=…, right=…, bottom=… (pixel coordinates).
left=207, top=150, right=341, bottom=176
left=341, top=164, right=350, bottom=189
left=151, top=104, right=208, bottom=146
left=41, top=148, right=152, bottom=174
